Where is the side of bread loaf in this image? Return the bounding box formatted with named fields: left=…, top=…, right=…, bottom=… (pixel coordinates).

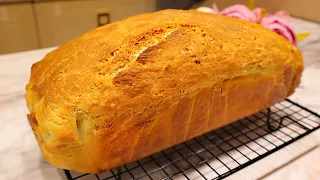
left=25, top=9, right=303, bottom=173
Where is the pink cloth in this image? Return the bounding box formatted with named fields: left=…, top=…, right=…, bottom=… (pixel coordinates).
left=220, top=5, right=258, bottom=22
left=260, top=11, right=296, bottom=45
left=275, top=10, right=291, bottom=22
left=253, top=8, right=263, bottom=22
left=196, top=4, right=296, bottom=45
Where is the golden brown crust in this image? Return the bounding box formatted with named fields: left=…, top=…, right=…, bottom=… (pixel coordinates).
left=25, top=9, right=303, bottom=173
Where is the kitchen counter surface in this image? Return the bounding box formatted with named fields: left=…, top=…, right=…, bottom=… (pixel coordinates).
left=1, top=17, right=319, bottom=180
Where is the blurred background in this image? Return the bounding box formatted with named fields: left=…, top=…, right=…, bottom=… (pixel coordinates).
left=0, top=0, right=319, bottom=55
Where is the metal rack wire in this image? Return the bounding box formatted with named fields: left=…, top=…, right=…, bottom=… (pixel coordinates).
left=63, top=99, right=320, bottom=180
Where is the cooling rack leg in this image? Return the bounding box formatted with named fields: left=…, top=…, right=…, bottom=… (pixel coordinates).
left=117, top=167, right=121, bottom=180
left=266, top=108, right=284, bottom=131
left=64, top=170, right=73, bottom=180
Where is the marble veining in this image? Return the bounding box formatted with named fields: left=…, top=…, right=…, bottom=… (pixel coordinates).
left=0, top=18, right=319, bottom=180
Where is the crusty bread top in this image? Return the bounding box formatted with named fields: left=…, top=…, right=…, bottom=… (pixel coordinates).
left=25, top=9, right=303, bottom=164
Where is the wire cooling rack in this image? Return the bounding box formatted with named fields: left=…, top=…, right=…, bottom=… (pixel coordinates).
left=64, top=99, right=320, bottom=180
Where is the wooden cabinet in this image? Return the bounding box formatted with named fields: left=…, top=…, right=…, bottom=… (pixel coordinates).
left=0, top=3, right=39, bottom=54
left=35, top=0, right=156, bottom=48
left=0, top=0, right=155, bottom=54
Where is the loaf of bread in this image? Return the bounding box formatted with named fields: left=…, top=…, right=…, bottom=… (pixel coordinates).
left=25, top=9, right=303, bottom=173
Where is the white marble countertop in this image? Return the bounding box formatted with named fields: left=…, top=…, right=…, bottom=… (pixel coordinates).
left=0, top=18, right=319, bottom=180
